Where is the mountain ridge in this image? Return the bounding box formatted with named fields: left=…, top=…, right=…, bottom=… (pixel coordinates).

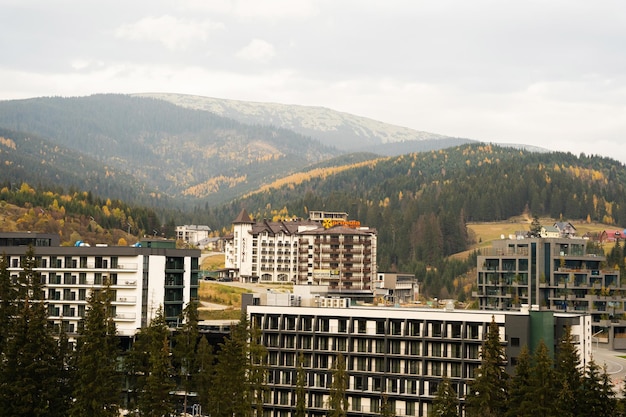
left=134, top=92, right=453, bottom=150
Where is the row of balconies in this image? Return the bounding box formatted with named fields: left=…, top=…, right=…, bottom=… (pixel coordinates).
left=46, top=279, right=138, bottom=287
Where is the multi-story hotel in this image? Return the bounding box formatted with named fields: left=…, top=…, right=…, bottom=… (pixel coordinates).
left=176, top=224, right=211, bottom=246
left=475, top=235, right=626, bottom=348
left=0, top=232, right=200, bottom=339
left=224, top=210, right=377, bottom=289
left=245, top=287, right=591, bottom=417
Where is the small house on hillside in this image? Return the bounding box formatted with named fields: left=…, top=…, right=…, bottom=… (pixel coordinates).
left=540, top=225, right=560, bottom=238
left=600, top=229, right=626, bottom=243
left=554, top=222, right=577, bottom=238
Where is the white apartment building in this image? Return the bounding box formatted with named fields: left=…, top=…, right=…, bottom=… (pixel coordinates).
left=245, top=289, right=591, bottom=417
left=0, top=232, right=200, bottom=339
left=224, top=210, right=377, bottom=289
left=176, top=224, right=211, bottom=246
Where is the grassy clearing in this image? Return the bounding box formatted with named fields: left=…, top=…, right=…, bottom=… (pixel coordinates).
left=451, top=216, right=615, bottom=261
left=198, top=282, right=251, bottom=307
left=199, top=309, right=242, bottom=321
left=201, top=253, right=225, bottom=270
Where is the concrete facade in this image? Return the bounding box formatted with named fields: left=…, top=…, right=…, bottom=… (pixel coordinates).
left=475, top=236, right=626, bottom=349
left=0, top=232, right=200, bottom=338
left=247, top=291, right=590, bottom=417
left=224, top=210, right=377, bottom=289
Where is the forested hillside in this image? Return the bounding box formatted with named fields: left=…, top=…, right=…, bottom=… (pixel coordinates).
left=0, top=95, right=337, bottom=204
left=0, top=127, right=164, bottom=206
left=200, top=144, right=626, bottom=296
left=0, top=183, right=165, bottom=245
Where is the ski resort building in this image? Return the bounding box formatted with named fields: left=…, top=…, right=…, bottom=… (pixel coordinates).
left=0, top=232, right=200, bottom=339
left=244, top=287, right=591, bottom=417
left=224, top=210, right=377, bottom=289
left=475, top=235, right=626, bottom=349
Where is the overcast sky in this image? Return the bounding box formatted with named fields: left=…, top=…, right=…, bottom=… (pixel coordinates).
left=1, top=0, right=625, bottom=163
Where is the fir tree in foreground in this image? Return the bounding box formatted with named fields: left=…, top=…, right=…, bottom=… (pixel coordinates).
left=173, top=300, right=200, bottom=414
left=505, top=345, right=532, bottom=417
left=70, top=281, right=120, bottom=417
left=554, top=326, right=583, bottom=417
left=431, top=377, right=459, bottom=417
left=464, top=316, right=508, bottom=417
left=327, top=353, right=349, bottom=417
left=209, top=314, right=252, bottom=417
left=137, top=306, right=175, bottom=417
left=295, top=352, right=307, bottom=417
left=0, top=248, right=70, bottom=417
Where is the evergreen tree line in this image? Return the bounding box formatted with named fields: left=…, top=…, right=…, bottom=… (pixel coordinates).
left=0, top=250, right=268, bottom=417
left=434, top=318, right=625, bottom=417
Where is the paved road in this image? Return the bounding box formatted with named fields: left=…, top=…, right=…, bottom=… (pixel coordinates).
left=592, top=345, right=626, bottom=388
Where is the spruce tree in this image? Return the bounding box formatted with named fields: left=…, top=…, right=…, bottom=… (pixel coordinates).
left=327, top=353, right=349, bottom=417
left=554, top=326, right=583, bottom=417
left=295, top=352, right=307, bottom=417
left=0, top=247, right=69, bottom=416
left=70, top=283, right=120, bottom=417
left=505, top=345, right=533, bottom=417
left=528, top=340, right=558, bottom=417
left=210, top=315, right=251, bottom=417
left=173, top=300, right=200, bottom=413
left=194, top=336, right=214, bottom=413
left=580, top=359, right=618, bottom=415
left=464, top=317, right=508, bottom=417
left=137, top=306, right=175, bottom=417
left=0, top=254, right=15, bottom=353
left=431, top=377, right=459, bottom=417
left=249, top=320, right=268, bottom=417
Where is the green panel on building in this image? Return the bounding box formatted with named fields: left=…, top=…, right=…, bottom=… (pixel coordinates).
left=530, top=310, right=555, bottom=357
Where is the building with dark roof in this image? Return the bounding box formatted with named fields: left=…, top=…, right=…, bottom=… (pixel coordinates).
left=224, top=210, right=377, bottom=289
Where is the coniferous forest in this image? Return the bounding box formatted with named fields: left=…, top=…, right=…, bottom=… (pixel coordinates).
left=2, top=251, right=626, bottom=417
left=2, top=142, right=626, bottom=300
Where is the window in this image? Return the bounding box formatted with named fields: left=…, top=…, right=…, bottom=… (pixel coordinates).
left=408, top=320, right=420, bottom=336
left=317, top=318, right=330, bottom=332
left=391, top=320, right=402, bottom=335
left=407, top=360, right=419, bottom=375
left=407, top=380, right=417, bottom=394
left=352, top=397, right=361, bottom=412
left=451, top=362, right=461, bottom=378
left=429, top=381, right=439, bottom=396
left=371, top=398, right=380, bottom=413
left=388, top=340, right=401, bottom=354
left=373, top=377, right=382, bottom=392
left=451, top=323, right=462, bottom=338
left=356, top=357, right=367, bottom=371
left=374, top=358, right=384, bottom=372
left=338, top=319, right=347, bottom=333
left=357, top=319, right=367, bottom=334
left=376, top=320, right=385, bottom=335
left=431, top=322, right=442, bottom=337
left=388, top=359, right=401, bottom=373
left=406, top=401, right=416, bottom=416
left=408, top=340, right=421, bottom=356
left=354, top=375, right=365, bottom=390
left=511, top=337, right=520, bottom=347
left=356, top=339, right=367, bottom=352
left=467, top=344, right=479, bottom=359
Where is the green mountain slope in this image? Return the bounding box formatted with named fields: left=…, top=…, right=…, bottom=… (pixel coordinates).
left=204, top=144, right=626, bottom=271
left=0, top=126, right=162, bottom=206
left=0, top=94, right=337, bottom=204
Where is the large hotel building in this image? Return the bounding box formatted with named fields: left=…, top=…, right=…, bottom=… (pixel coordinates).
left=224, top=210, right=377, bottom=289
left=245, top=287, right=591, bottom=417
left=474, top=230, right=626, bottom=349
left=0, top=232, right=200, bottom=340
